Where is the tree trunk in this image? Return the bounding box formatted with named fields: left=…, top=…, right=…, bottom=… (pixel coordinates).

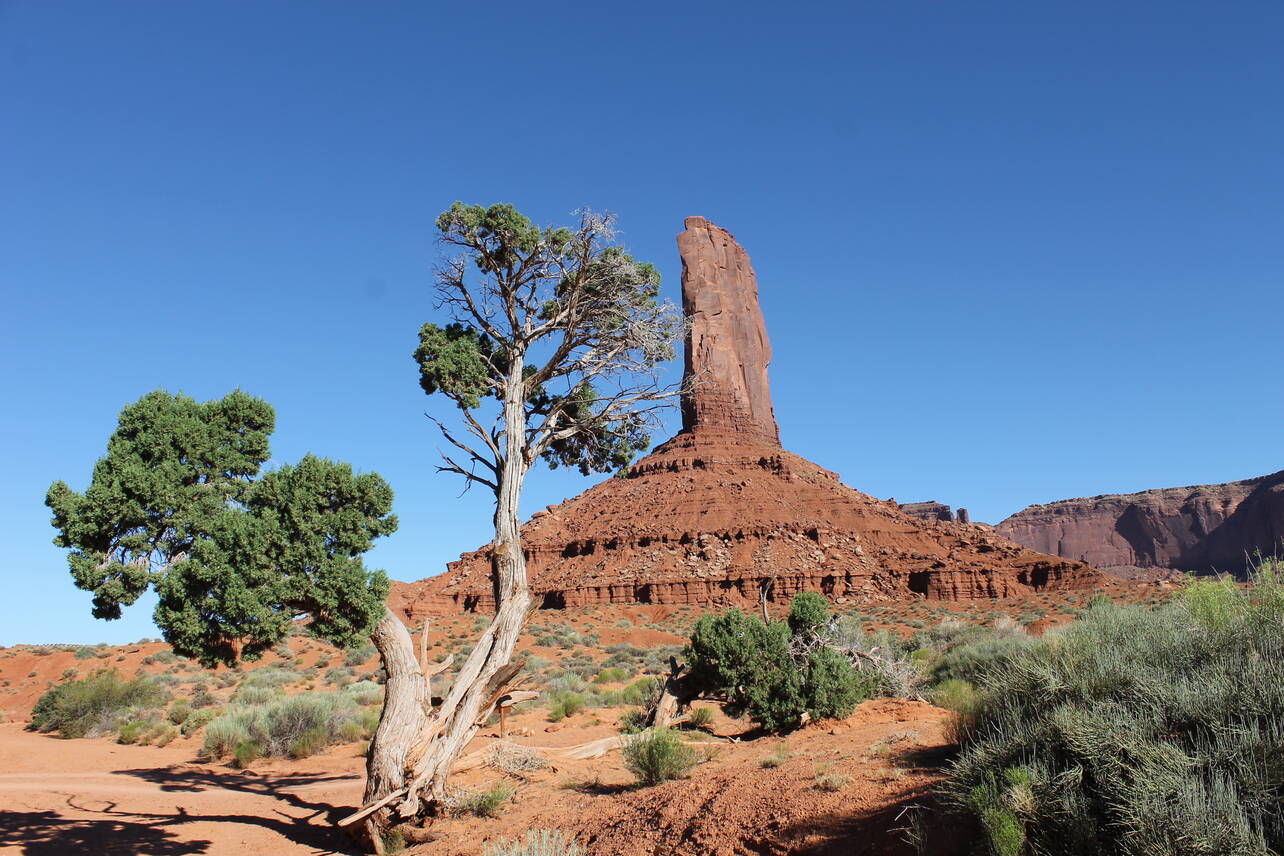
left=362, top=607, right=429, bottom=842
left=389, top=358, right=534, bottom=819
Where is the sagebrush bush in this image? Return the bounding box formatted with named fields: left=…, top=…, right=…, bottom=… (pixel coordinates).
left=482, top=829, right=585, bottom=856
left=943, top=566, right=1284, bottom=855
left=450, top=782, right=515, bottom=817
left=31, top=670, right=165, bottom=738
left=202, top=691, right=368, bottom=760
left=622, top=727, right=698, bottom=786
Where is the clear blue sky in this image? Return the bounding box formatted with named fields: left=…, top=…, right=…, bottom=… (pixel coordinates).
left=2, top=1, right=1281, bottom=645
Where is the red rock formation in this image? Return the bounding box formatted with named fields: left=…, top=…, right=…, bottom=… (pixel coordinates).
left=678, top=217, right=780, bottom=447
left=392, top=218, right=1100, bottom=618
left=997, top=471, right=1284, bottom=575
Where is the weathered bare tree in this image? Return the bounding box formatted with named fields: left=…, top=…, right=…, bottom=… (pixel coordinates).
left=344, top=203, right=684, bottom=844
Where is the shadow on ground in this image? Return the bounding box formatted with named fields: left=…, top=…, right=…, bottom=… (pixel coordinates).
left=0, top=764, right=361, bottom=855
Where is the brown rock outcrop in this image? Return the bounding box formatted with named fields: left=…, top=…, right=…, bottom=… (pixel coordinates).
left=393, top=218, right=1099, bottom=618
left=997, top=471, right=1284, bottom=575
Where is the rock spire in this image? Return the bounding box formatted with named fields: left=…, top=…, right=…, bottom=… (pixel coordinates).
left=678, top=217, right=780, bottom=446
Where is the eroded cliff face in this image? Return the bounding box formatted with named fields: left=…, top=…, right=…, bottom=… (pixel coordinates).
left=391, top=217, right=1100, bottom=618
left=996, top=471, right=1284, bottom=574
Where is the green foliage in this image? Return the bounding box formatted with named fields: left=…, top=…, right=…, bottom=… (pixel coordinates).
left=202, top=691, right=367, bottom=761
left=546, top=692, right=586, bottom=722
left=180, top=707, right=216, bottom=736
left=451, top=782, right=516, bottom=817
left=801, top=647, right=866, bottom=721
left=942, top=568, right=1284, bottom=855
left=687, top=594, right=867, bottom=732
left=788, top=591, right=831, bottom=635
left=482, top=829, right=585, bottom=856
left=622, top=727, right=698, bottom=786
left=31, top=669, right=165, bottom=738
left=46, top=390, right=397, bottom=667
left=418, top=203, right=681, bottom=481
left=687, top=607, right=801, bottom=732
left=684, top=706, right=714, bottom=730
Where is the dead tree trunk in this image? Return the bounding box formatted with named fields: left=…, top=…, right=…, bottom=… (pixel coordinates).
left=377, top=360, right=534, bottom=825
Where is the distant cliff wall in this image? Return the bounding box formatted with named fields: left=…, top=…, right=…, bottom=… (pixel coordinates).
left=997, top=471, right=1284, bottom=573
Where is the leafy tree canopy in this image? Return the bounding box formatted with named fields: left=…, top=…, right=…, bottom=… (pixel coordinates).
left=46, top=390, right=396, bottom=666
left=414, top=203, right=680, bottom=482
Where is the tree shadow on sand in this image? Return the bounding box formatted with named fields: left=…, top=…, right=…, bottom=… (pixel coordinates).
left=1, top=764, right=363, bottom=855
left=0, top=809, right=212, bottom=855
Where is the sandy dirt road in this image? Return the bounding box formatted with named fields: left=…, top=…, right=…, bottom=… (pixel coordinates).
left=0, top=724, right=365, bottom=855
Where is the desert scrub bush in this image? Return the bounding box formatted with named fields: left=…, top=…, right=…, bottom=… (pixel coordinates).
left=486, top=742, right=549, bottom=773
left=240, top=665, right=298, bottom=688
left=684, top=705, right=714, bottom=730
left=686, top=594, right=871, bottom=732
left=344, top=679, right=383, bottom=706
left=201, top=691, right=364, bottom=761
left=343, top=644, right=376, bottom=667
left=592, top=666, right=630, bottom=684
left=622, top=727, right=698, bottom=786
left=545, top=691, right=586, bottom=722
left=928, top=634, right=1042, bottom=686
left=30, top=669, right=165, bottom=738
left=617, top=708, right=648, bottom=734
left=483, top=829, right=585, bottom=856
left=180, top=707, right=216, bottom=735
left=942, top=568, right=1284, bottom=855
left=167, top=699, right=191, bottom=725
left=449, top=781, right=516, bottom=817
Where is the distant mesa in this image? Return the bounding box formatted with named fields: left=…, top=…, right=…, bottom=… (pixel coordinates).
left=997, top=471, right=1284, bottom=578
left=392, top=217, right=1099, bottom=618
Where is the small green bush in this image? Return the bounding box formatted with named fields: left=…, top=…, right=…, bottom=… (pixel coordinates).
left=181, top=707, right=216, bottom=735
left=483, top=829, right=585, bottom=856
left=546, top=692, right=586, bottom=722
left=622, top=727, right=698, bottom=786
left=167, top=700, right=192, bottom=725
left=451, top=782, right=515, bottom=817
left=31, top=670, right=165, bottom=738
left=684, top=706, right=714, bottom=730
left=201, top=691, right=364, bottom=761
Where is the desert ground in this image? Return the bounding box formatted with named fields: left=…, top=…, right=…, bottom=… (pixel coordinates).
left=0, top=587, right=1161, bottom=856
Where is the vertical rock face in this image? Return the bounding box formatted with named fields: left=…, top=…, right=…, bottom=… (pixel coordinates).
left=391, top=218, right=1100, bottom=618
left=678, top=217, right=780, bottom=447
left=997, top=471, right=1284, bottom=575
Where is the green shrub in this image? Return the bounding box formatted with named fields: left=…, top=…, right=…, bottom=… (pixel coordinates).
left=201, top=691, right=363, bottom=761
left=684, top=706, right=714, bottom=730
left=73, top=646, right=96, bottom=660
left=483, top=829, right=585, bottom=856
left=618, top=708, right=648, bottom=733
left=943, top=567, right=1284, bottom=855
left=31, top=670, right=165, bottom=738
left=546, top=692, right=585, bottom=722
left=687, top=595, right=868, bottom=732
left=181, top=707, right=216, bottom=735
left=343, top=645, right=376, bottom=667
left=451, top=782, right=516, bottom=817
left=622, top=727, right=698, bottom=786
left=787, top=591, right=830, bottom=635
left=239, top=666, right=298, bottom=688
left=344, top=680, right=383, bottom=706
left=167, top=699, right=192, bottom=725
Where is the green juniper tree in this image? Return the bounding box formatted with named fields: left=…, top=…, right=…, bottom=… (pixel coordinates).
left=45, top=389, right=415, bottom=847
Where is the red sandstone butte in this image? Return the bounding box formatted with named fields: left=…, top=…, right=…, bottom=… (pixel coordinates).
left=997, top=470, right=1284, bottom=576
left=392, top=218, right=1099, bottom=618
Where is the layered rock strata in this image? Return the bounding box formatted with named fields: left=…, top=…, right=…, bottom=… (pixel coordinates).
left=898, top=501, right=970, bottom=524
left=997, top=471, right=1284, bottom=574
left=393, top=217, right=1099, bottom=618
